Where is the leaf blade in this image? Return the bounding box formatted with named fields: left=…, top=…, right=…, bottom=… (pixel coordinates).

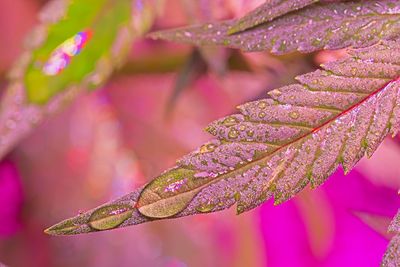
left=149, top=0, right=400, bottom=54
left=46, top=41, right=400, bottom=235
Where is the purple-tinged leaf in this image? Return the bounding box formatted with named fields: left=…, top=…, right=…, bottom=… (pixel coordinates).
left=46, top=41, right=400, bottom=235
left=149, top=0, right=400, bottom=54
left=382, top=209, right=400, bottom=266
left=228, top=0, right=319, bottom=34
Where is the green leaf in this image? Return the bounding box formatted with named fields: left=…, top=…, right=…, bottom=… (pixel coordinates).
left=0, top=0, right=162, bottom=160
left=25, top=0, right=131, bottom=104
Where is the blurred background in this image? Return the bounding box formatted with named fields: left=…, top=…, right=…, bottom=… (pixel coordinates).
left=0, top=0, right=399, bottom=266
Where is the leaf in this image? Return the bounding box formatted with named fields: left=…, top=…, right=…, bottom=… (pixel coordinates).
left=24, top=0, right=134, bottom=104
left=0, top=0, right=161, bottom=160
left=149, top=0, right=400, bottom=55
left=45, top=41, right=400, bottom=235
left=227, top=0, right=319, bottom=34
left=165, top=48, right=208, bottom=114
left=352, top=211, right=393, bottom=240
left=382, top=209, right=400, bottom=266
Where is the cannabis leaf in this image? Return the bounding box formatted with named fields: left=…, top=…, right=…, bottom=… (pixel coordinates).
left=46, top=41, right=400, bottom=235
left=150, top=0, right=400, bottom=54
left=382, top=209, right=400, bottom=266
left=0, top=0, right=160, bottom=160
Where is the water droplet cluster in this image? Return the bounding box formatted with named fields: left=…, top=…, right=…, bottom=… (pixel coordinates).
left=151, top=1, right=400, bottom=55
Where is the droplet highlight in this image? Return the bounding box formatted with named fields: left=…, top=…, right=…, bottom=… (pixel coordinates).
left=43, top=29, right=92, bottom=76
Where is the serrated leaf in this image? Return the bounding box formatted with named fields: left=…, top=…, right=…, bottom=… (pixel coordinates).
left=382, top=209, right=400, bottom=266
left=149, top=0, right=400, bottom=54
left=0, top=0, right=161, bottom=160
left=46, top=41, right=400, bottom=235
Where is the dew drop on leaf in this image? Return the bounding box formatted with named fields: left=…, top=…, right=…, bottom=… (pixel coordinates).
left=222, top=117, right=239, bottom=126
left=233, top=192, right=241, bottom=201
left=88, top=204, right=133, bottom=230
left=258, top=101, right=267, bottom=109
left=228, top=129, right=239, bottom=139
left=247, top=130, right=255, bottom=137
left=289, top=111, right=299, bottom=119
left=195, top=202, right=215, bottom=213
left=199, top=143, right=217, bottom=153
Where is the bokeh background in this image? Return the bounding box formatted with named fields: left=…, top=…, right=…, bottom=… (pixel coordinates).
left=0, top=0, right=399, bottom=266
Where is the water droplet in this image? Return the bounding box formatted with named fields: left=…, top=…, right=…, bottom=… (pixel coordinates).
left=247, top=130, right=254, bottom=137
left=289, top=111, right=299, bottom=119
left=88, top=204, right=133, bottom=230
left=258, top=112, right=266, bottom=119
left=196, top=202, right=215, bottom=213
left=228, top=129, right=239, bottom=139
left=44, top=219, right=79, bottom=235
left=233, top=192, right=241, bottom=201
left=237, top=204, right=245, bottom=214
left=268, top=89, right=282, bottom=97
left=223, top=117, right=239, bottom=126
left=200, top=143, right=217, bottom=153
left=258, top=101, right=267, bottom=109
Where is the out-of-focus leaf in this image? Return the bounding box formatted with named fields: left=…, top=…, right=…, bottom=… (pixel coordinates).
left=149, top=0, right=400, bottom=54
left=25, top=0, right=134, bottom=104
left=0, top=0, right=162, bottom=160
left=165, top=48, right=207, bottom=114
left=228, top=0, right=319, bottom=34
left=46, top=41, right=400, bottom=235
left=382, top=209, right=400, bottom=266
left=353, top=211, right=393, bottom=240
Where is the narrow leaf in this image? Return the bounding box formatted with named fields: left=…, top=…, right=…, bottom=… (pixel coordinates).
left=46, top=41, right=400, bottom=235
left=353, top=211, right=393, bottom=239
left=166, top=48, right=207, bottom=114
left=149, top=0, right=400, bottom=54
left=0, top=0, right=160, bottom=160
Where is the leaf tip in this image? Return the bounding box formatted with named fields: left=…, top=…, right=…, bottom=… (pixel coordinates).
left=44, top=219, right=81, bottom=236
